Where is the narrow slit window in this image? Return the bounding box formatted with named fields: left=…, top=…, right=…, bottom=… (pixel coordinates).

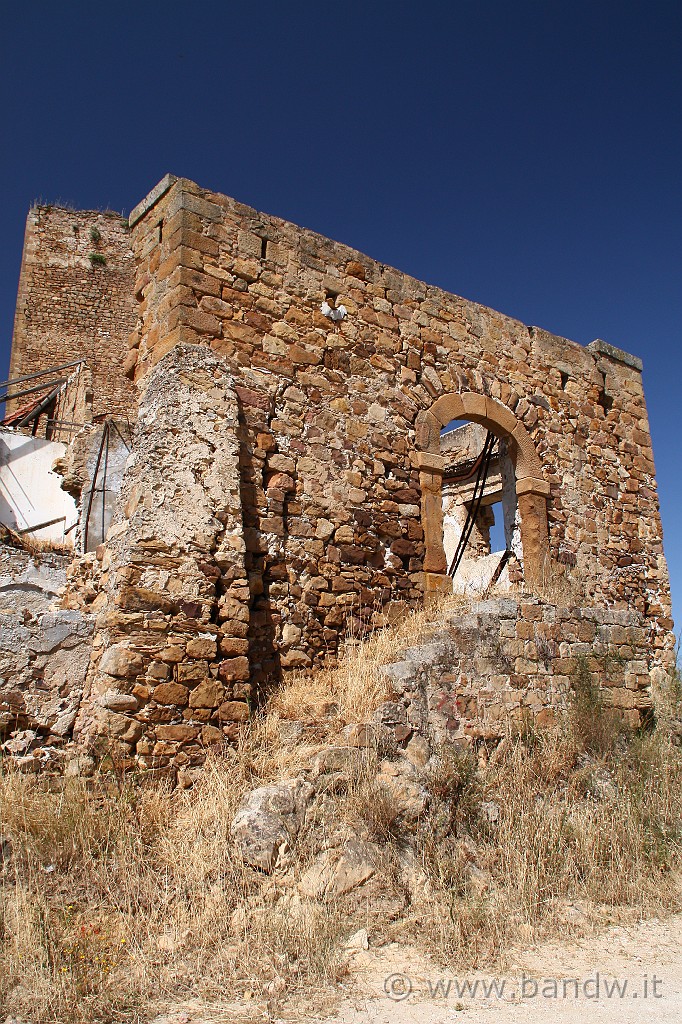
left=598, top=372, right=614, bottom=413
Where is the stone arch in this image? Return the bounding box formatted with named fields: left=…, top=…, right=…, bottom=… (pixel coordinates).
left=414, top=392, right=550, bottom=591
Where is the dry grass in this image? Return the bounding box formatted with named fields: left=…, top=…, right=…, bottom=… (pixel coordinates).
left=0, top=746, right=348, bottom=1022
left=2, top=599, right=682, bottom=1020
left=415, top=726, right=682, bottom=966
left=0, top=524, right=72, bottom=557
left=270, top=592, right=472, bottom=725
left=652, top=647, right=682, bottom=735
left=20, top=536, right=74, bottom=556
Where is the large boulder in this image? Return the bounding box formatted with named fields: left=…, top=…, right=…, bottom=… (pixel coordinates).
left=231, top=778, right=314, bottom=872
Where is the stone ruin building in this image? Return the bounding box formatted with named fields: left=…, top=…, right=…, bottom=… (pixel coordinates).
left=0, top=174, right=675, bottom=777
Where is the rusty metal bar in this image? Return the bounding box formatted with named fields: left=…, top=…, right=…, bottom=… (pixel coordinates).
left=0, top=378, right=67, bottom=404
left=0, top=360, right=84, bottom=392
left=17, top=515, right=67, bottom=535
left=16, top=386, right=61, bottom=429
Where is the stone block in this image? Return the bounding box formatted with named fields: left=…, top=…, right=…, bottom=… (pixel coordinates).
left=186, top=637, right=218, bottom=659
left=156, top=724, right=200, bottom=743
left=153, top=682, right=190, bottom=706
left=219, top=636, right=250, bottom=656
left=188, top=680, right=225, bottom=708
left=99, top=645, right=144, bottom=679
left=178, top=661, right=209, bottom=683
left=218, top=700, right=250, bottom=722
left=218, top=657, right=250, bottom=682
left=430, top=392, right=465, bottom=426
left=100, top=712, right=143, bottom=744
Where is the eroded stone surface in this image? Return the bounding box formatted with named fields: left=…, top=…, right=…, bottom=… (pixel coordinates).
left=0, top=545, right=94, bottom=745
left=231, top=778, right=315, bottom=872
left=299, top=839, right=380, bottom=898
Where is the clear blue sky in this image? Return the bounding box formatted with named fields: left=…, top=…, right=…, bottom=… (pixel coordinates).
left=1, top=1, right=680, bottom=626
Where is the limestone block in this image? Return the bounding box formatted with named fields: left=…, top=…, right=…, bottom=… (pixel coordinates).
left=218, top=657, right=250, bottom=682
left=99, top=645, right=144, bottom=679
left=430, top=392, right=465, bottom=427
left=218, top=700, right=250, bottom=722
left=186, top=637, right=218, bottom=659
left=188, top=680, right=225, bottom=709
left=343, top=722, right=390, bottom=748
left=377, top=760, right=428, bottom=818
left=152, top=682, right=190, bottom=705
left=219, top=636, right=250, bottom=656
left=99, top=712, right=143, bottom=744
left=98, top=690, right=139, bottom=713
left=155, top=724, right=200, bottom=742
left=308, top=746, right=366, bottom=776
left=230, top=778, right=315, bottom=871
left=299, top=839, right=379, bottom=898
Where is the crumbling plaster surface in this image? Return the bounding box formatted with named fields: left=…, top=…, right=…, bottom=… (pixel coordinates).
left=73, top=345, right=251, bottom=765
left=0, top=543, right=93, bottom=746
left=55, top=421, right=133, bottom=553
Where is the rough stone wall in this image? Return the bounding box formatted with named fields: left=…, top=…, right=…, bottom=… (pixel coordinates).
left=125, top=176, right=674, bottom=683
left=0, top=541, right=94, bottom=749
left=2, top=175, right=674, bottom=773
left=381, top=597, right=653, bottom=746
left=8, top=205, right=137, bottom=422
left=73, top=345, right=251, bottom=769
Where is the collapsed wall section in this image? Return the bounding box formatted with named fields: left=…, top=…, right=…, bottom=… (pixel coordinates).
left=73, top=345, right=250, bottom=771
left=124, top=176, right=674, bottom=682
left=8, top=205, right=137, bottom=422
left=0, top=540, right=94, bottom=758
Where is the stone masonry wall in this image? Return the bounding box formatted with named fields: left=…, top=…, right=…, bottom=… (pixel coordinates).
left=380, top=597, right=654, bottom=749
left=73, top=345, right=252, bottom=770
left=124, top=176, right=674, bottom=687
left=8, top=205, right=137, bottom=422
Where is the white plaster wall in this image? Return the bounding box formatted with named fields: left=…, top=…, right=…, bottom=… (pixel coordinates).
left=0, top=429, right=77, bottom=544
left=452, top=551, right=511, bottom=595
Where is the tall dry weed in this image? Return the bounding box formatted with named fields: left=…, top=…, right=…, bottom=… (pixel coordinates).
left=0, top=746, right=345, bottom=1023
left=417, top=725, right=682, bottom=966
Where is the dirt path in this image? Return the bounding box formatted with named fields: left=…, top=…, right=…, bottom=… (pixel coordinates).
left=332, top=913, right=682, bottom=1023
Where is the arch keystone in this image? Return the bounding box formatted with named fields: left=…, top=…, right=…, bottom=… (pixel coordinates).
left=461, top=393, right=488, bottom=420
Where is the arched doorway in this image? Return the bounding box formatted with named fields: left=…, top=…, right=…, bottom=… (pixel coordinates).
left=414, top=392, right=550, bottom=594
